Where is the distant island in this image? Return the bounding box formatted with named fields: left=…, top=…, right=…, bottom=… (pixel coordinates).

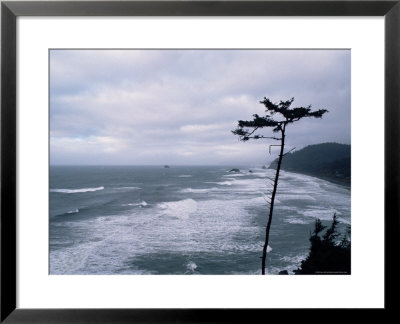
left=269, top=143, right=350, bottom=186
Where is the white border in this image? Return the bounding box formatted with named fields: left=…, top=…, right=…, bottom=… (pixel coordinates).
left=17, top=17, right=384, bottom=308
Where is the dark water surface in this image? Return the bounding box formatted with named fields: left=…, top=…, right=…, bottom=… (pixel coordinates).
left=50, top=165, right=350, bottom=274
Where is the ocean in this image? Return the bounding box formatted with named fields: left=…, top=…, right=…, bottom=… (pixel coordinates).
left=49, top=165, right=351, bottom=275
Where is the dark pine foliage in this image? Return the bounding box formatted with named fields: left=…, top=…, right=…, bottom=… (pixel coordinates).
left=232, top=98, right=328, bottom=141
left=294, top=214, right=351, bottom=274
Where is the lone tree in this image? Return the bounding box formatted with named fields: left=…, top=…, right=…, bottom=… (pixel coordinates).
left=232, top=97, right=328, bottom=275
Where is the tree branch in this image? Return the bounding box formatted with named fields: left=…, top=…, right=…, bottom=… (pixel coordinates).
left=283, top=147, right=296, bottom=156
left=247, top=136, right=281, bottom=140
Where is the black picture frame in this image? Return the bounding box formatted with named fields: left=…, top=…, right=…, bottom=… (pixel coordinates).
left=1, top=0, right=399, bottom=322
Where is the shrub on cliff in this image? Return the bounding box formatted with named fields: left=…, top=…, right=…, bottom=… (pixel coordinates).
left=294, top=214, right=351, bottom=274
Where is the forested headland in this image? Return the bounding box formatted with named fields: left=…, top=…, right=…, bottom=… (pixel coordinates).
left=269, top=143, right=350, bottom=185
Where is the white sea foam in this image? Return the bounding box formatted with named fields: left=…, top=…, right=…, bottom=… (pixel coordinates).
left=97, top=216, right=112, bottom=222
left=278, top=206, right=299, bottom=211
left=338, top=217, right=350, bottom=225
left=301, top=208, right=341, bottom=220
left=228, top=177, right=270, bottom=189
left=50, top=186, right=104, bottom=194
left=67, top=209, right=79, bottom=214
left=277, top=194, right=316, bottom=202
left=279, top=254, right=308, bottom=269
left=181, top=187, right=221, bottom=193
left=123, top=201, right=148, bottom=207
left=114, top=186, right=141, bottom=190
left=205, top=181, right=234, bottom=186
left=217, top=181, right=234, bottom=186
left=222, top=173, right=245, bottom=177
left=158, top=198, right=198, bottom=220
left=284, top=218, right=310, bottom=225
left=186, top=261, right=198, bottom=272
left=227, top=243, right=271, bottom=253
left=249, top=196, right=268, bottom=204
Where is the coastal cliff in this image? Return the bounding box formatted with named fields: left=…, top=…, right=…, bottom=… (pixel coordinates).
left=269, top=143, right=351, bottom=185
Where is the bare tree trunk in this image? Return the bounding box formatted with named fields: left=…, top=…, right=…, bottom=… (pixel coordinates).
left=261, top=125, right=286, bottom=275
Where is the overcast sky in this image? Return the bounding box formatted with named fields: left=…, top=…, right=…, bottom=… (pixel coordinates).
left=50, top=49, right=350, bottom=166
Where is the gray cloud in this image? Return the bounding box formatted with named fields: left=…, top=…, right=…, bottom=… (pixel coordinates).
left=50, top=49, right=350, bottom=165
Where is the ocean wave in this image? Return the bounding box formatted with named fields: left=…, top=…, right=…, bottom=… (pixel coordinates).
left=248, top=196, right=269, bottom=204
left=205, top=181, right=234, bottom=186
left=181, top=187, right=221, bottom=193
left=279, top=254, right=308, bottom=269
left=222, top=173, right=245, bottom=177
left=54, top=208, right=81, bottom=217
left=178, top=175, right=192, bottom=178
left=186, top=261, right=198, bottom=272
left=220, top=242, right=272, bottom=253
left=338, top=217, right=350, bottom=225
left=277, top=193, right=316, bottom=202
left=113, top=186, right=141, bottom=191
left=50, top=186, right=104, bottom=194
left=301, top=208, right=341, bottom=220
left=123, top=201, right=148, bottom=207
left=284, top=218, right=310, bottom=225
left=158, top=198, right=197, bottom=220
left=226, top=177, right=269, bottom=189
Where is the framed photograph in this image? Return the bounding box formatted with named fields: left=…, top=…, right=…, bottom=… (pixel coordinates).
left=1, top=0, right=399, bottom=322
